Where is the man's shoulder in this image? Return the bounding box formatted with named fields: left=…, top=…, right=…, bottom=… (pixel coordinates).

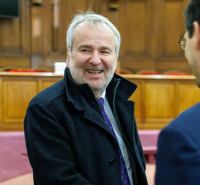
left=162, top=102, right=200, bottom=135
left=173, top=102, right=200, bottom=124
left=182, top=102, right=200, bottom=114
left=29, top=79, right=66, bottom=107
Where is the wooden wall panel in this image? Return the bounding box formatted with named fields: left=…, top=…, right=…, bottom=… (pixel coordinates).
left=0, top=19, right=20, bottom=49
left=144, top=82, right=175, bottom=121
left=31, top=0, right=52, bottom=68
left=129, top=80, right=143, bottom=124
left=3, top=80, right=37, bottom=124
left=0, top=0, right=193, bottom=75
left=38, top=79, right=62, bottom=91
left=0, top=0, right=31, bottom=68
left=29, top=0, right=191, bottom=74
left=0, top=73, right=199, bottom=130
left=0, top=74, right=64, bottom=130
left=177, top=82, right=200, bottom=114
left=120, top=0, right=151, bottom=72
left=160, top=0, right=185, bottom=57
left=124, top=75, right=200, bottom=130
left=31, top=3, right=45, bottom=68
left=100, top=0, right=119, bottom=27
left=156, top=0, right=190, bottom=73
left=123, top=3, right=147, bottom=54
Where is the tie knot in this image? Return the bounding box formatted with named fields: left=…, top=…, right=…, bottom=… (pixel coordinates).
left=97, top=97, right=104, bottom=109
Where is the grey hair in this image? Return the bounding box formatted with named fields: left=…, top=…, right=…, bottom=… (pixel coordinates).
left=66, top=11, right=121, bottom=61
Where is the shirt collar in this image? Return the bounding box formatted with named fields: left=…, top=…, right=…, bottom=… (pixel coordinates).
left=99, top=90, right=106, bottom=100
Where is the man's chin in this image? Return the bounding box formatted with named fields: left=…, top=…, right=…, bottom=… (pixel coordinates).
left=90, top=85, right=104, bottom=90
left=89, top=83, right=107, bottom=91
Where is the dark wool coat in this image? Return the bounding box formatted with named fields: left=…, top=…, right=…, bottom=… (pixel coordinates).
left=24, top=67, right=148, bottom=185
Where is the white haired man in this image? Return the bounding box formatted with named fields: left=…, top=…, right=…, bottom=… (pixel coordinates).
left=24, top=12, right=148, bottom=185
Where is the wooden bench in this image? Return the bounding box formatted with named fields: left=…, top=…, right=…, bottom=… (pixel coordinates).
left=138, top=130, right=160, bottom=163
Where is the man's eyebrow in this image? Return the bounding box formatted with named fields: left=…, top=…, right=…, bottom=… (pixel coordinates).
left=78, top=44, right=91, bottom=49
left=78, top=45, right=112, bottom=51
left=100, top=46, right=112, bottom=51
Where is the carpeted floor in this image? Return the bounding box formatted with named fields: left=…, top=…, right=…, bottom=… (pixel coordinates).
left=0, top=173, right=33, bottom=185
left=146, top=163, right=156, bottom=185
left=0, top=132, right=32, bottom=182
left=0, top=131, right=156, bottom=185
left=0, top=164, right=155, bottom=185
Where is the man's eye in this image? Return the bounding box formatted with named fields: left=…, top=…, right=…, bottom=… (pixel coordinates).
left=101, top=51, right=109, bottom=54
left=81, top=49, right=89, bottom=52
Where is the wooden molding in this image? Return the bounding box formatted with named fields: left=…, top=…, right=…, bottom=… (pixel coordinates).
left=32, top=0, right=42, bottom=5
left=109, top=0, right=119, bottom=10
left=165, top=0, right=183, bottom=2
left=0, top=73, right=199, bottom=130
left=129, top=0, right=147, bottom=2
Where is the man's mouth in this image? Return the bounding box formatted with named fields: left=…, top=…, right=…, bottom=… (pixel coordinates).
left=87, top=70, right=102, bottom=75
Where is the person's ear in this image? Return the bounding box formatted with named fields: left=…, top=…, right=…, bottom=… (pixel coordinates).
left=193, top=21, right=200, bottom=50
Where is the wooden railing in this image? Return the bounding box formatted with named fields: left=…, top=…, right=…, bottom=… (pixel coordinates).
left=0, top=73, right=199, bottom=131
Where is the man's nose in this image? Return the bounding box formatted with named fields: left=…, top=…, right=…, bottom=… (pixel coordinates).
left=89, top=51, right=101, bottom=65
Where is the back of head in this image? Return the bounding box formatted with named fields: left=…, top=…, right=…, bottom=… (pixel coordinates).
left=184, top=0, right=200, bottom=37
left=66, top=11, right=121, bottom=60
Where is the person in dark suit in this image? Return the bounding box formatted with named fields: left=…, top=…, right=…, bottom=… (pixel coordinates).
left=155, top=1, right=200, bottom=185
left=24, top=11, right=148, bottom=185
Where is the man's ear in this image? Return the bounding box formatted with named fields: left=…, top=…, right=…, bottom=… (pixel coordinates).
left=193, top=21, right=200, bottom=50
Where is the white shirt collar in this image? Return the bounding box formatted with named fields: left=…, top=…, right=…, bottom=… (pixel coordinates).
left=99, top=91, right=106, bottom=100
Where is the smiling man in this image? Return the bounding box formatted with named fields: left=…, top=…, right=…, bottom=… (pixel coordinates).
left=24, top=12, right=148, bottom=185
left=67, top=21, right=116, bottom=98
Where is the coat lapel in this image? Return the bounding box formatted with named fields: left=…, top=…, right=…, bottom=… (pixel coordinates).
left=116, top=99, right=146, bottom=173
left=83, top=106, right=115, bottom=138
left=115, top=99, right=135, bottom=146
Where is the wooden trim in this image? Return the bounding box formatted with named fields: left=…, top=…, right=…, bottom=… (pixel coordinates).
left=0, top=73, right=198, bottom=131
left=165, top=0, right=183, bottom=2
left=0, top=72, right=196, bottom=80
left=32, top=0, right=43, bottom=5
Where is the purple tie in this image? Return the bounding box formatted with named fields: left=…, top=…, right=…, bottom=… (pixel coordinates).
left=98, top=98, right=131, bottom=185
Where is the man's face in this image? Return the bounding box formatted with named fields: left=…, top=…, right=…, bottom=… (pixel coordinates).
left=67, top=22, right=116, bottom=94
left=184, top=25, right=200, bottom=87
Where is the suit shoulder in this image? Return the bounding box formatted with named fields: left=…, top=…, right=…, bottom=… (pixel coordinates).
left=167, top=103, right=200, bottom=126
left=181, top=102, right=200, bottom=115
left=176, top=103, right=200, bottom=123
left=161, top=102, right=200, bottom=138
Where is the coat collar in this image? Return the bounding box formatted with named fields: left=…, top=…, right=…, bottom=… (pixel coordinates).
left=64, top=67, right=137, bottom=110
left=63, top=68, right=146, bottom=182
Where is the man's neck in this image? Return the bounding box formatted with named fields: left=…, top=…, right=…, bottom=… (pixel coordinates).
left=92, top=89, right=106, bottom=99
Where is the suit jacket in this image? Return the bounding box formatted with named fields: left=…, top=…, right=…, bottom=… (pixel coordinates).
left=155, top=102, right=200, bottom=185
left=24, top=67, right=148, bottom=185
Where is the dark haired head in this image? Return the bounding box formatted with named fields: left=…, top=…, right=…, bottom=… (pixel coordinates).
left=184, top=0, right=200, bottom=37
